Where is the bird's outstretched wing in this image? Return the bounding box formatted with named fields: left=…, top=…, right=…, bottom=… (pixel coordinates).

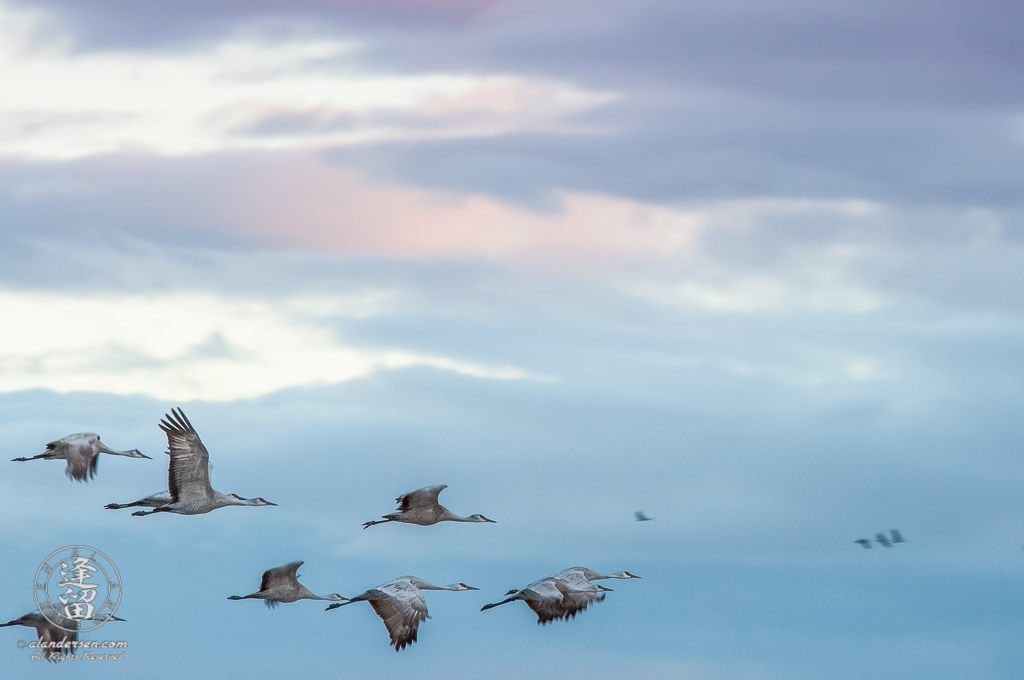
left=159, top=408, right=212, bottom=501
left=553, top=572, right=606, bottom=621
left=66, top=443, right=97, bottom=482
left=36, top=607, right=78, bottom=662
left=370, top=581, right=429, bottom=650
left=520, top=579, right=574, bottom=625
left=260, top=561, right=303, bottom=591
left=397, top=485, right=447, bottom=512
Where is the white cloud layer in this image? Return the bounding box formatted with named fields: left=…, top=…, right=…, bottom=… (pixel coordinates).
left=0, top=3, right=614, bottom=159
left=0, top=289, right=543, bottom=401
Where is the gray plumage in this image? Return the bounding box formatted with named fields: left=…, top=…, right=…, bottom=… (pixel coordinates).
left=0, top=606, right=123, bottom=662
left=890, top=529, right=907, bottom=544
left=482, top=566, right=638, bottom=625
left=228, top=561, right=344, bottom=608
left=634, top=511, right=654, bottom=521
left=362, top=484, right=495, bottom=529
left=127, top=408, right=276, bottom=516
left=875, top=533, right=893, bottom=548
left=12, top=433, right=150, bottom=482
left=854, top=538, right=872, bottom=549
left=326, top=576, right=478, bottom=651
left=0, top=607, right=76, bottom=662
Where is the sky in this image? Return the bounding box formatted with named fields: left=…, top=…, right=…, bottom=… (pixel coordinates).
left=0, top=0, right=1022, bottom=677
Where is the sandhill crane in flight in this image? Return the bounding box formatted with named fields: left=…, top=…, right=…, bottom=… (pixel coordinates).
left=105, top=463, right=213, bottom=511
left=482, top=567, right=638, bottom=624
left=1, top=606, right=76, bottom=662
left=228, top=561, right=345, bottom=608
left=0, top=606, right=124, bottom=662
left=12, top=433, right=149, bottom=482
left=362, top=484, right=495, bottom=529
left=890, top=529, right=907, bottom=544
left=126, top=408, right=276, bottom=516
left=326, top=576, right=478, bottom=650
left=875, top=532, right=893, bottom=548
left=482, top=576, right=613, bottom=625
left=634, top=511, right=654, bottom=522
left=854, top=538, right=872, bottom=549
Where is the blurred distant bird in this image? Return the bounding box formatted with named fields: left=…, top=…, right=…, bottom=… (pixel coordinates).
left=12, top=433, right=149, bottom=482
left=325, top=576, right=477, bottom=650
left=854, top=539, right=872, bottom=549
left=890, top=529, right=907, bottom=544
left=126, top=408, right=276, bottom=516
left=363, top=484, right=495, bottom=529
left=634, top=511, right=654, bottom=522
left=228, top=561, right=344, bottom=608
left=482, top=566, right=638, bottom=625
left=875, top=532, right=893, bottom=548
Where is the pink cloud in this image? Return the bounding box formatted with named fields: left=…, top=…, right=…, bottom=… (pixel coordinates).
left=201, top=153, right=701, bottom=268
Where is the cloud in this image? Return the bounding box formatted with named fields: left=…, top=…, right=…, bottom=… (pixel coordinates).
left=0, top=2, right=614, bottom=160
left=0, top=288, right=546, bottom=401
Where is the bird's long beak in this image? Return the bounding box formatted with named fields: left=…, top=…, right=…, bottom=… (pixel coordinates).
left=464, top=585, right=480, bottom=591
left=134, top=450, right=153, bottom=459
left=597, top=586, right=614, bottom=592
left=264, top=501, right=278, bottom=506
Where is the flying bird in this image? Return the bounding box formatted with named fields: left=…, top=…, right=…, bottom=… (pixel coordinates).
left=634, top=511, right=654, bottom=521
left=106, top=463, right=214, bottom=511
left=482, top=567, right=639, bottom=625
left=362, top=484, right=495, bottom=529
left=890, top=529, right=907, bottom=544
left=854, top=539, right=872, bottom=549
left=228, top=561, right=344, bottom=608
left=126, top=408, right=276, bottom=516
left=875, top=532, right=893, bottom=548
left=0, top=606, right=76, bottom=662
left=12, top=433, right=149, bottom=482
left=0, top=606, right=124, bottom=662
left=482, top=577, right=611, bottom=625
left=325, top=576, right=477, bottom=651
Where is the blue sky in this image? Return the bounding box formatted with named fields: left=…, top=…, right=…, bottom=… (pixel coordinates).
left=0, top=1, right=1022, bottom=677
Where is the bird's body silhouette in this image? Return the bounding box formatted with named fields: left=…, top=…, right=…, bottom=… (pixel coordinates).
left=363, top=484, right=495, bottom=529
left=326, top=576, right=477, bottom=650
left=634, top=511, right=654, bottom=522
left=482, top=566, right=639, bottom=624
left=124, top=409, right=276, bottom=516
left=0, top=606, right=125, bottom=662
left=875, top=532, right=893, bottom=548
left=854, top=539, right=872, bottom=549
left=228, top=561, right=344, bottom=608
left=12, top=433, right=149, bottom=482
left=890, top=529, right=907, bottom=544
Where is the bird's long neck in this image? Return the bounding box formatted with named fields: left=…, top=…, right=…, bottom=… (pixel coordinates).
left=437, top=507, right=472, bottom=522
left=101, top=447, right=142, bottom=457
left=214, top=493, right=251, bottom=507
left=299, top=585, right=344, bottom=601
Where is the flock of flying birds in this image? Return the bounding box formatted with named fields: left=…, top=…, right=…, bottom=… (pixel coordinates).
left=854, top=530, right=908, bottom=549
left=5, top=408, right=646, bottom=658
